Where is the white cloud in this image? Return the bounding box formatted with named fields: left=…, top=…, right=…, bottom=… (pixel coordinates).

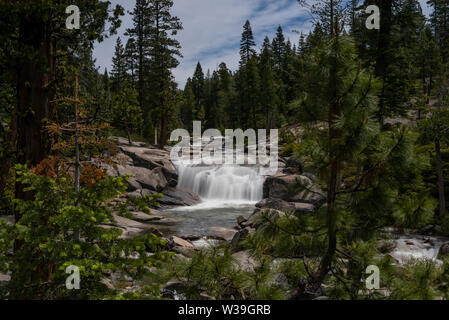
left=172, top=0, right=311, bottom=87
left=93, top=0, right=432, bottom=88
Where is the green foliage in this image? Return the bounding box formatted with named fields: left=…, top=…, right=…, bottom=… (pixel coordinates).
left=0, top=165, right=172, bottom=299
left=111, top=87, right=143, bottom=141
left=419, top=107, right=449, bottom=144
left=169, top=243, right=286, bottom=300
left=387, top=258, right=448, bottom=300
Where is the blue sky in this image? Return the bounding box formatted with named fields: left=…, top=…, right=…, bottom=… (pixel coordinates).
left=93, top=0, right=431, bottom=88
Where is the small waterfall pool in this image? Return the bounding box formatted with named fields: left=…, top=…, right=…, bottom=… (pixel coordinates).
left=162, top=164, right=264, bottom=237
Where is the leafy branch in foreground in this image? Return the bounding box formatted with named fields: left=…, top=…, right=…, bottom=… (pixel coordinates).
left=0, top=165, right=172, bottom=299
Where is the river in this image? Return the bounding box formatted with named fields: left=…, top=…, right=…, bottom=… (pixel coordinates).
left=162, top=164, right=264, bottom=237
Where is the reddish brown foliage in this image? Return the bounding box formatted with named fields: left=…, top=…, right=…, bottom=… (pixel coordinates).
left=80, top=163, right=107, bottom=187
left=29, top=156, right=63, bottom=179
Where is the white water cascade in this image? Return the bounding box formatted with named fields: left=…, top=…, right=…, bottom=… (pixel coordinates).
left=177, top=164, right=264, bottom=204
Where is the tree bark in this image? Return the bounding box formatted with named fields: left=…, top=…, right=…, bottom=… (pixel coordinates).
left=159, top=110, right=168, bottom=149
left=310, top=0, right=341, bottom=292
left=374, top=0, right=393, bottom=125
left=12, top=16, right=57, bottom=297
left=15, top=18, right=56, bottom=217
left=435, top=139, right=446, bottom=218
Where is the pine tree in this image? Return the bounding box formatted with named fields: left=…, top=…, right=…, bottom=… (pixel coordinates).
left=111, top=37, right=127, bottom=92
left=378, top=0, right=425, bottom=121
left=259, top=37, right=279, bottom=128
left=239, top=20, right=256, bottom=66
left=191, top=62, right=205, bottom=114
left=217, top=63, right=235, bottom=128
left=126, top=0, right=151, bottom=113
left=272, top=26, right=286, bottom=72
left=416, top=24, right=441, bottom=119
left=237, top=57, right=261, bottom=129
left=0, top=0, right=123, bottom=181
left=124, top=38, right=138, bottom=86
left=181, top=79, right=195, bottom=132
left=275, top=0, right=436, bottom=297
left=111, top=87, right=143, bottom=144
left=145, top=0, right=183, bottom=148
left=419, top=105, right=449, bottom=218
left=428, top=0, right=449, bottom=64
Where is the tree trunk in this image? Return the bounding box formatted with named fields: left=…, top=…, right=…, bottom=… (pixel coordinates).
left=159, top=111, right=168, bottom=149
left=15, top=19, right=56, bottom=209
left=374, top=0, right=393, bottom=125
left=127, top=128, right=132, bottom=145
left=435, top=139, right=446, bottom=218
left=308, top=0, right=341, bottom=294
left=12, top=16, right=57, bottom=298
left=374, top=0, right=393, bottom=78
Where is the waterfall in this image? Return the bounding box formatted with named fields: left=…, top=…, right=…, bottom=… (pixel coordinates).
left=177, top=165, right=264, bottom=203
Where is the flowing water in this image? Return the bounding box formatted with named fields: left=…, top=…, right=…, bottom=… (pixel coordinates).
left=162, top=164, right=264, bottom=236
left=389, top=234, right=446, bottom=265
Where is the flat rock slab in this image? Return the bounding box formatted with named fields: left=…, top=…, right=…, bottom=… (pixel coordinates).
left=256, top=198, right=314, bottom=214
left=112, top=214, right=149, bottom=229
left=149, top=217, right=183, bottom=226
left=159, top=187, right=201, bottom=207
left=109, top=136, right=147, bottom=147
left=120, top=145, right=175, bottom=172
left=116, top=165, right=167, bottom=191
left=129, top=211, right=163, bottom=222
left=208, top=227, right=238, bottom=242
left=171, top=236, right=195, bottom=249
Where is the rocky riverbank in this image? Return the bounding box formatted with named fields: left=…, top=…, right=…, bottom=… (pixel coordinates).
left=94, top=137, right=449, bottom=269
left=1, top=136, right=447, bottom=296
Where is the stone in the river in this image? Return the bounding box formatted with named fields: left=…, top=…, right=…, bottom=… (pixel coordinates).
left=231, top=228, right=251, bottom=249
left=159, top=187, right=201, bottom=207
left=263, top=174, right=325, bottom=204
left=256, top=198, right=295, bottom=211
left=129, top=211, right=161, bottom=222
left=245, top=208, right=286, bottom=229
left=255, top=198, right=314, bottom=214
left=171, top=236, right=196, bottom=249
left=419, top=225, right=436, bottom=236
left=208, top=227, right=238, bottom=241
left=150, top=217, right=183, bottom=226
left=263, top=174, right=311, bottom=200
left=180, top=234, right=202, bottom=241
left=113, top=213, right=148, bottom=230
left=237, top=216, right=247, bottom=228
